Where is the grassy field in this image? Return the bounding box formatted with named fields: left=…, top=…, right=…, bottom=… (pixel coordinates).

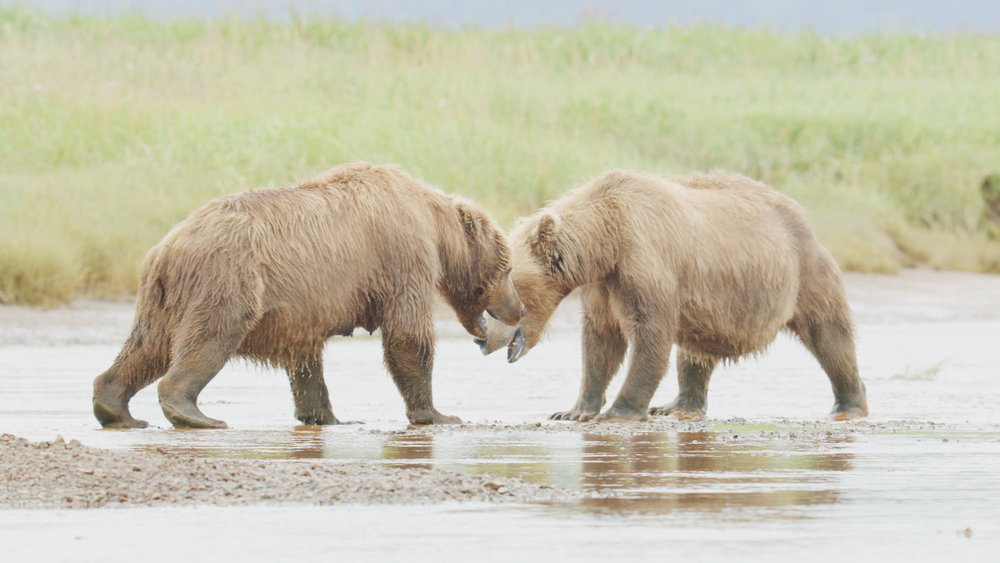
left=2, top=9, right=999, bottom=305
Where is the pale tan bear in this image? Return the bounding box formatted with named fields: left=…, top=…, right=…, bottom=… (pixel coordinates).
left=498, top=169, right=867, bottom=422
left=93, top=162, right=523, bottom=429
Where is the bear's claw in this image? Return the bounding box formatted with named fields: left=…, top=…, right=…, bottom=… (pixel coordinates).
left=550, top=410, right=598, bottom=422
left=648, top=406, right=705, bottom=420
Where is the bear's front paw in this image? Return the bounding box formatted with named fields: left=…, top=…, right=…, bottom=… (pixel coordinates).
left=296, top=408, right=344, bottom=425
left=550, top=409, right=599, bottom=422
left=433, top=412, right=463, bottom=425
left=831, top=394, right=868, bottom=420
left=159, top=398, right=228, bottom=429
left=593, top=407, right=647, bottom=423
left=99, top=418, right=150, bottom=429
left=408, top=409, right=462, bottom=425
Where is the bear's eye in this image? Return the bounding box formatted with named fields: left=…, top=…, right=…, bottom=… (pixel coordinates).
left=473, top=287, right=485, bottom=298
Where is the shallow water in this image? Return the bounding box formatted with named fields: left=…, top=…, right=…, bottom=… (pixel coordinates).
left=1, top=270, right=999, bottom=560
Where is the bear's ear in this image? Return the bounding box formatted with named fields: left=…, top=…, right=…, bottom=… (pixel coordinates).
left=532, top=213, right=559, bottom=248
left=529, top=213, right=563, bottom=272
left=455, top=201, right=480, bottom=238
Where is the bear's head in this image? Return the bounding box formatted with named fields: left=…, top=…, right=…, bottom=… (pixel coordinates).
left=498, top=211, right=574, bottom=363
left=442, top=199, right=524, bottom=340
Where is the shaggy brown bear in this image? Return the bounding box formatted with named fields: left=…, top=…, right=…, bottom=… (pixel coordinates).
left=93, top=162, right=524, bottom=429
left=498, top=169, right=868, bottom=422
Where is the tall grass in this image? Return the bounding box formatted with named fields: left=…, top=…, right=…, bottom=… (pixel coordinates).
left=2, top=9, right=999, bottom=305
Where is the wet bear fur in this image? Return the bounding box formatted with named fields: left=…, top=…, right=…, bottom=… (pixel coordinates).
left=93, top=162, right=522, bottom=428
left=505, top=169, right=868, bottom=422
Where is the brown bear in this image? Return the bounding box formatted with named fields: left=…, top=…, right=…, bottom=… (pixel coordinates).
left=92, top=162, right=524, bottom=429
left=498, top=169, right=868, bottom=422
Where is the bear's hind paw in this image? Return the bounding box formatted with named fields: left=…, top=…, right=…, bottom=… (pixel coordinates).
left=593, top=407, right=647, bottom=423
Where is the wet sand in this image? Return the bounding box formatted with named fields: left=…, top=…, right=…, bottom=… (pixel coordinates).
left=1, top=269, right=999, bottom=560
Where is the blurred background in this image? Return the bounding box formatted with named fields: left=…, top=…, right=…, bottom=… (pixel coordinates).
left=2, top=0, right=999, bottom=305
left=11, top=1, right=1000, bottom=32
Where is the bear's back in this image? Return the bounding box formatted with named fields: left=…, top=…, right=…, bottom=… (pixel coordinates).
left=162, top=162, right=451, bottom=250
left=560, top=169, right=803, bottom=228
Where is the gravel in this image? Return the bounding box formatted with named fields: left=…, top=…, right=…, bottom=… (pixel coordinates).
left=0, top=433, right=574, bottom=509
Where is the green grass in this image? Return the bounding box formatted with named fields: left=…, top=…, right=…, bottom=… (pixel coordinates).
left=2, top=9, right=999, bottom=305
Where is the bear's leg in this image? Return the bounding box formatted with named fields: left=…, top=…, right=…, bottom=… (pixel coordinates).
left=383, top=331, right=460, bottom=425
left=286, top=356, right=342, bottom=425
left=595, top=328, right=672, bottom=422
left=792, top=316, right=868, bottom=420
left=552, top=297, right=627, bottom=421
left=157, top=330, right=239, bottom=429
left=648, top=351, right=716, bottom=419
left=93, top=339, right=169, bottom=429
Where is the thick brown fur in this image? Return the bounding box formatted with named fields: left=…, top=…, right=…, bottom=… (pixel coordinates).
left=93, top=162, right=522, bottom=429
left=507, top=169, right=868, bottom=422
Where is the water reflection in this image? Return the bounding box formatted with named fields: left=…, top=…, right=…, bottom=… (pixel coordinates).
left=147, top=427, right=333, bottom=460
left=381, top=433, right=434, bottom=469
left=379, top=429, right=855, bottom=515
left=141, top=427, right=855, bottom=516
left=575, top=431, right=852, bottom=515
left=284, top=427, right=327, bottom=459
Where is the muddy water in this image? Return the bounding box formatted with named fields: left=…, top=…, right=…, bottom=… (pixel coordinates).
left=1, top=270, right=999, bottom=560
